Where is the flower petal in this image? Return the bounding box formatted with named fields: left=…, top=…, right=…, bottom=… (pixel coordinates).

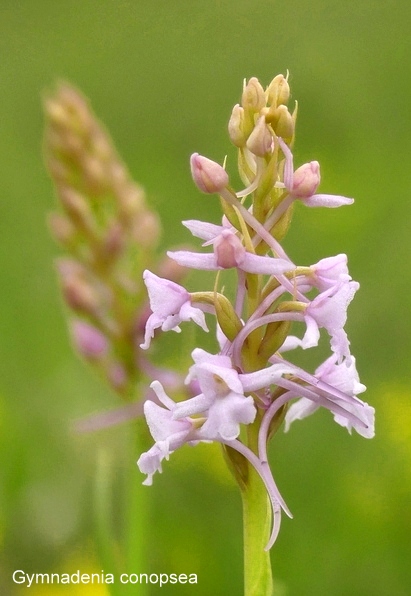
left=182, top=219, right=225, bottom=241
left=303, top=193, right=354, bottom=207
left=167, top=250, right=218, bottom=270
left=241, top=253, right=295, bottom=275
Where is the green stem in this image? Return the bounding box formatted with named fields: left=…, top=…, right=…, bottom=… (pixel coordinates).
left=94, top=420, right=150, bottom=596
left=124, top=420, right=150, bottom=594
left=94, top=449, right=123, bottom=596
left=241, top=419, right=274, bottom=596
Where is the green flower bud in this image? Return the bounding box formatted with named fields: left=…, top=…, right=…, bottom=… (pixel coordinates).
left=228, top=104, right=247, bottom=147
left=266, top=105, right=294, bottom=139
left=62, top=275, right=99, bottom=314
left=241, top=77, right=266, bottom=112
left=48, top=212, right=76, bottom=246
left=132, top=210, right=161, bottom=249
left=258, top=320, right=291, bottom=361
left=246, top=116, right=272, bottom=157
left=267, top=74, right=290, bottom=106
left=214, top=294, right=243, bottom=342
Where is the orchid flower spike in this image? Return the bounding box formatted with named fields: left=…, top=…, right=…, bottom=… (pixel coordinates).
left=137, top=74, right=372, bottom=559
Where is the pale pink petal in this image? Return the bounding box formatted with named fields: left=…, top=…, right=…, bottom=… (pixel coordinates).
left=167, top=250, right=218, bottom=270
left=304, top=193, right=354, bottom=207
left=182, top=219, right=226, bottom=241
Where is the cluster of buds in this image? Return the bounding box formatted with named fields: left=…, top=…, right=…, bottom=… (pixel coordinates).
left=136, top=75, right=374, bottom=548
left=229, top=74, right=295, bottom=151
left=44, top=84, right=165, bottom=399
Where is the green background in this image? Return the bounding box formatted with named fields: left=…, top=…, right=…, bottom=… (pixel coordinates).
left=1, top=1, right=410, bottom=594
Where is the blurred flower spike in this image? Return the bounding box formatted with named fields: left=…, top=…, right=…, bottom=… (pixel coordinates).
left=44, top=84, right=190, bottom=405
left=137, top=74, right=375, bottom=554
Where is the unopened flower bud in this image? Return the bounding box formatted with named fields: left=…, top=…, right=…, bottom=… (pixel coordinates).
left=214, top=295, right=243, bottom=342
left=44, top=97, right=71, bottom=128
left=72, top=320, right=108, bottom=359
left=133, top=211, right=161, bottom=249
left=56, top=258, right=82, bottom=278
left=228, top=104, right=247, bottom=147
left=118, top=184, right=146, bottom=220
left=292, top=161, right=321, bottom=198
left=46, top=158, right=70, bottom=184
left=82, top=155, right=107, bottom=194
left=110, top=162, right=129, bottom=188
left=91, top=131, right=113, bottom=162
left=190, top=153, right=229, bottom=194
left=59, top=187, right=92, bottom=224
left=59, top=130, right=84, bottom=157
left=108, top=362, right=128, bottom=391
left=258, top=320, right=291, bottom=361
left=266, top=105, right=294, bottom=139
left=214, top=230, right=246, bottom=269
left=267, top=74, right=290, bottom=106
left=62, top=276, right=99, bottom=313
left=58, top=260, right=100, bottom=313
left=55, top=84, right=93, bottom=132
left=246, top=116, right=272, bottom=156
left=48, top=213, right=75, bottom=246
left=103, top=222, right=125, bottom=257
left=241, top=77, right=266, bottom=112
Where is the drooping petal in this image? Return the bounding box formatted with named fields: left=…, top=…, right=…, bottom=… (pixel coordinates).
left=220, top=437, right=293, bottom=550
left=303, top=193, right=354, bottom=207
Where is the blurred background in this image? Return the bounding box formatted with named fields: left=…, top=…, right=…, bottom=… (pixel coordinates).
left=1, top=1, right=410, bottom=594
